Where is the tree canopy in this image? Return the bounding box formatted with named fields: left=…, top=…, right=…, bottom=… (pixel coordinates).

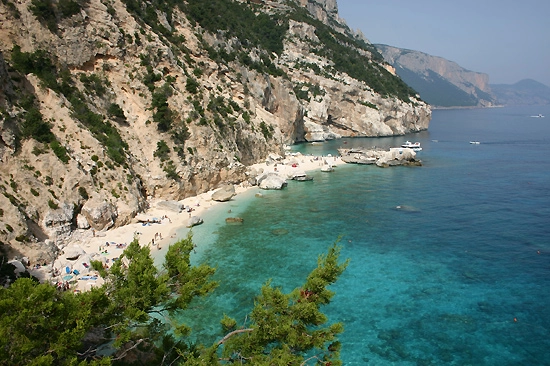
left=0, top=234, right=347, bottom=365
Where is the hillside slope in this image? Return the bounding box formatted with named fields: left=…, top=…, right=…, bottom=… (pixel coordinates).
left=0, top=0, right=430, bottom=261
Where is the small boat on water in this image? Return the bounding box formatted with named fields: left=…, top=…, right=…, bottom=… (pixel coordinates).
left=531, top=114, right=545, bottom=118
left=470, top=141, right=480, bottom=144
left=401, top=141, right=422, bottom=151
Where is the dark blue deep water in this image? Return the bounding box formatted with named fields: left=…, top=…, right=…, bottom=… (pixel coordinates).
left=176, top=106, right=550, bottom=365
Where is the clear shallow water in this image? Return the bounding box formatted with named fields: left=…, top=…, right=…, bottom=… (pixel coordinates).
left=175, top=106, right=550, bottom=365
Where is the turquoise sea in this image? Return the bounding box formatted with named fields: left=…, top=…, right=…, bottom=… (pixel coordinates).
left=174, top=105, right=550, bottom=365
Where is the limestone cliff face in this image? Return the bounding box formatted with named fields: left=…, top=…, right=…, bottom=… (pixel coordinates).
left=0, top=0, right=430, bottom=259
left=298, top=0, right=339, bottom=25
left=376, top=44, right=496, bottom=107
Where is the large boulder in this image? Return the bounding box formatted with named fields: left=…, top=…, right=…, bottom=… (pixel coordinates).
left=303, top=120, right=340, bottom=142
left=62, top=245, right=86, bottom=261
left=257, top=173, right=287, bottom=190
left=42, top=202, right=75, bottom=239
left=81, top=199, right=117, bottom=231
left=76, top=214, right=90, bottom=229
left=156, top=200, right=184, bottom=213
left=376, top=148, right=420, bottom=167
left=187, top=216, right=203, bottom=228
left=225, top=217, right=244, bottom=223
left=211, top=184, right=236, bottom=202
left=8, top=260, right=26, bottom=274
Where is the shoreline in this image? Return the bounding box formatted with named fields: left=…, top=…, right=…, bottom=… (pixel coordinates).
left=29, top=153, right=345, bottom=292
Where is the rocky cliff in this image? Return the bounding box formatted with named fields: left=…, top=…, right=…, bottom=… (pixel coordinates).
left=376, top=44, right=496, bottom=108
left=0, top=0, right=430, bottom=261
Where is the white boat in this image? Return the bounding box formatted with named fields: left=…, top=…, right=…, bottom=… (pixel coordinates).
left=401, top=141, right=422, bottom=151
left=531, top=114, right=545, bottom=118
left=470, top=141, right=480, bottom=144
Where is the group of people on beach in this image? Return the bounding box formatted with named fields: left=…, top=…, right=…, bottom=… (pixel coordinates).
left=56, top=281, right=70, bottom=291
left=151, top=232, right=163, bottom=249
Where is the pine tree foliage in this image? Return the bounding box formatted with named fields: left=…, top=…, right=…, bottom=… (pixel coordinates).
left=212, top=243, right=348, bottom=365
left=0, top=235, right=347, bottom=365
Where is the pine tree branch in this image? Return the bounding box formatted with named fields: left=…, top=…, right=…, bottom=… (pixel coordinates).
left=110, top=338, right=146, bottom=361
left=217, top=328, right=254, bottom=345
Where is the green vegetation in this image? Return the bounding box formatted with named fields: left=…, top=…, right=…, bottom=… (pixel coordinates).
left=1, top=0, right=20, bottom=18
left=260, top=121, right=274, bottom=140
left=151, top=83, right=174, bottom=132
left=15, top=235, right=28, bottom=242
left=0, top=235, right=347, bottom=365
left=10, top=47, right=129, bottom=166
left=10, top=46, right=58, bottom=90
left=80, top=73, right=109, bottom=97
left=140, top=54, right=162, bottom=92
left=162, top=160, right=179, bottom=180
left=110, top=188, right=120, bottom=198
left=184, top=0, right=287, bottom=55
left=69, top=94, right=128, bottom=165
left=107, top=103, right=126, bottom=123
left=153, top=140, right=170, bottom=162
left=21, top=107, right=54, bottom=143
left=287, top=6, right=416, bottom=102
left=50, top=140, right=70, bottom=163
left=185, top=76, right=199, bottom=94
left=29, top=0, right=57, bottom=33
left=78, top=186, right=89, bottom=199
left=58, top=0, right=83, bottom=18
left=29, top=0, right=86, bottom=33
left=242, top=111, right=251, bottom=124
left=181, top=0, right=287, bottom=77
left=293, top=82, right=326, bottom=102
left=47, top=199, right=58, bottom=209
left=359, top=100, right=379, bottom=110
left=19, top=103, right=70, bottom=163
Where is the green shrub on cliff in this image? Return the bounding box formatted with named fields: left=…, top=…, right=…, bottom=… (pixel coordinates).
left=154, top=140, right=170, bottom=162
left=21, top=107, right=54, bottom=144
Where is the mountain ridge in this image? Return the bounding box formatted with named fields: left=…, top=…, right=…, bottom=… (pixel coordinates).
left=490, top=78, right=550, bottom=106
left=375, top=44, right=496, bottom=108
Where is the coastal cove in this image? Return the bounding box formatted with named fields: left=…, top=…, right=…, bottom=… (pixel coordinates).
left=170, top=105, right=550, bottom=365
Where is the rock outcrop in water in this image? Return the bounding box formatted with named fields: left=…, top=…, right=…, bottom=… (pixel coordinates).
left=339, top=148, right=422, bottom=167
left=0, top=0, right=430, bottom=261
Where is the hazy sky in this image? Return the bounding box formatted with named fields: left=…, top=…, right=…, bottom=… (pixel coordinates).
left=336, top=0, right=550, bottom=86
